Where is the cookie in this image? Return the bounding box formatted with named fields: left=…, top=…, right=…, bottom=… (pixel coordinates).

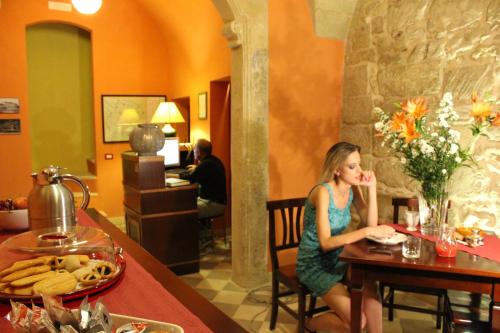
left=0, top=257, right=47, bottom=277
left=10, top=270, right=56, bottom=288
left=33, top=272, right=77, bottom=296
left=4, top=285, right=33, bottom=296
left=63, top=255, right=81, bottom=272
left=72, top=266, right=93, bottom=281
left=1, top=265, right=51, bottom=283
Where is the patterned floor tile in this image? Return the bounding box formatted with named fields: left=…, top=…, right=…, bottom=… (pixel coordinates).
left=212, top=290, right=248, bottom=305
left=212, top=301, right=240, bottom=317
left=195, top=278, right=229, bottom=291
left=233, top=304, right=269, bottom=321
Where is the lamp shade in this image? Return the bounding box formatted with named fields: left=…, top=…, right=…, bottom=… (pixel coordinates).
left=118, top=108, right=140, bottom=125
left=151, top=102, right=185, bottom=124
left=72, top=0, right=102, bottom=14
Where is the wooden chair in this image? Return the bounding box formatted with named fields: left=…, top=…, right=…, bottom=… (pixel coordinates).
left=267, top=198, right=328, bottom=333
left=379, top=197, right=446, bottom=329
left=443, top=290, right=491, bottom=333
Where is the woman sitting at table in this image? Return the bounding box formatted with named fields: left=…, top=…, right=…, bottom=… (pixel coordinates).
left=297, top=141, right=395, bottom=333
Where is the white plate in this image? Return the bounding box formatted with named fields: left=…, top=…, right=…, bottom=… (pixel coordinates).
left=366, top=232, right=407, bottom=245
left=111, top=313, right=184, bottom=333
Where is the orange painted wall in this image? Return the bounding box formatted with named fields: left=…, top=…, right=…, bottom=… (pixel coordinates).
left=138, top=0, right=231, bottom=143
left=269, top=0, right=345, bottom=200
left=0, top=0, right=231, bottom=217
left=268, top=0, right=345, bottom=267
left=0, top=0, right=170, bottom=216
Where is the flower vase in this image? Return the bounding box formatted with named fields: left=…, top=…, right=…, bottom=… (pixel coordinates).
left=417, top=192, right=449, bottom=236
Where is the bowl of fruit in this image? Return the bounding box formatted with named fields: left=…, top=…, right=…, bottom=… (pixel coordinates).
left=0, top=197, right=29, bottom=231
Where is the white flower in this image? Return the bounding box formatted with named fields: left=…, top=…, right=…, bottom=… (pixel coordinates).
left=449, top=129, right=460, bottom=141
left=401, top=157, right=406, bottom=164
left=431, top=132, right=438, bottom=137
left=455, top=156, right=462, bottom=163
left=442, top=169, right=447, bottom=174
left=450, top=143, right=459, bottom=154
left=443, top=92, right=453, bottom=102
left=439, top=137, right=446, bottom=142
left=374, top=122, right=384, bottom=131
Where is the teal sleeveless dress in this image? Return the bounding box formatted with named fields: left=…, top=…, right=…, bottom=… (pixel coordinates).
left=296, top=182, right=352, bottom=297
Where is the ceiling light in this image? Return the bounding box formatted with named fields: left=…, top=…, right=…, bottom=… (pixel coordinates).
left=72, top=0, right=102, bottom=15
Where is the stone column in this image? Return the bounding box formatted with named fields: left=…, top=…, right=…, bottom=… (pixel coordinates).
left=216, top=0, right=269, bottom=288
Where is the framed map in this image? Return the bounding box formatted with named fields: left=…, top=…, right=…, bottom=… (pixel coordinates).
left=101, top=95, right=166, bottom=143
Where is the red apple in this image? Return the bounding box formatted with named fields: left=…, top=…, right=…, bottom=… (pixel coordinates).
left=13, top=197, right=28, bottom=210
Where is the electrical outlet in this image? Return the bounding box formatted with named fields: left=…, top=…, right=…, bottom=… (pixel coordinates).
left=104, top=154, right=113, bottom=160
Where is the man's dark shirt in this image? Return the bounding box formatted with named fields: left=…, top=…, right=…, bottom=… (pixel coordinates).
left=183, top=154, right=227, bottom=205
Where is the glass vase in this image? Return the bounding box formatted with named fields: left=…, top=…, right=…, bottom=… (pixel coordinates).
left=417, top=190, right=449, bottom=236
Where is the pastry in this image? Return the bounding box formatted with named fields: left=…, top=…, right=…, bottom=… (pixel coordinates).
left=72, top=266, right=93, bottom=281
left=94, top=261, right=116, bottom=279
left=63, top=255, right=81, bottom=272
left=33, top=272, right=77, bottom=296
left=80, top=272, right=101, bottom=286
left=10, top=270, right=56, bottom=288
left=1, top=265, right=51, bottom=283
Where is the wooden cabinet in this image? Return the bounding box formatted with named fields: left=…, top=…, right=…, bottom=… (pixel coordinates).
left=122, top=152, right=199, bottom=275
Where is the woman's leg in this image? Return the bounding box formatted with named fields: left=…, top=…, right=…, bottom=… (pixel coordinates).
left=306, top=283, right=366, bottom=333
left=362, top=279, right=383, bottom=333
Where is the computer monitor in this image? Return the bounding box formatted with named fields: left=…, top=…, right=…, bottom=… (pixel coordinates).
left=157, top=137, right=180, bottom=168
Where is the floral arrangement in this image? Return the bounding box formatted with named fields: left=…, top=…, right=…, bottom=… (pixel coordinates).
left=374, top=92, right=498, bottom=205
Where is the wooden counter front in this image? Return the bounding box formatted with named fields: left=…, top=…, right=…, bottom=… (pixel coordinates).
left=122, top=152, right=200, bottom=275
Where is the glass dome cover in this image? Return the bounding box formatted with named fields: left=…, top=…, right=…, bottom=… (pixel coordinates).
left=0, top=226, right=116, bottom=268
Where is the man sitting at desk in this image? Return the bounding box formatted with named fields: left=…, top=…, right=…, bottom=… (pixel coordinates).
left=167, top=139, right=227, bottom=219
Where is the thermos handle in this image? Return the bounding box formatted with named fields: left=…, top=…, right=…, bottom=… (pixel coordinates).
left=60, top=174, right=90, bottom=209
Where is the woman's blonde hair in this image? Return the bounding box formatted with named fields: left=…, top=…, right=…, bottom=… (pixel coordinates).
left=319, top=142, right=361, bottom=183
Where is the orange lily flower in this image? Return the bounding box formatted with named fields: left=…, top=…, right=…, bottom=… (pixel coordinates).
left=402, top=97, right=429, bottom=119
left=493, top=113, right=500, bottom=127
left=391, top=112, right=407, bottom=132
left=399, top=118, right=420, bottom=143
left=471, top=99, right=492, bottom=123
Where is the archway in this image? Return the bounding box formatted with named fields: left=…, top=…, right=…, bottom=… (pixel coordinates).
left=210, top=0, right=269, bottom=288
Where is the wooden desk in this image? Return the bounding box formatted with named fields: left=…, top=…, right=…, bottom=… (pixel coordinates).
left=339, top=239, right=500, bottom=333
left=122, top=152, right=199, bottom=275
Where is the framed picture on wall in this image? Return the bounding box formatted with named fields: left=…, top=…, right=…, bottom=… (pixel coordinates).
left=0, top=98, right=20, bottom=114
left=0, top=119, right=21, bottom=134
left=101, top=94, right=166, bottom=143
left=198, top=92, right=207, bottom=120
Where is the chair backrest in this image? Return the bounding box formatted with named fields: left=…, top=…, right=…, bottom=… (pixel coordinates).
left=267, top=197, right=306, bottom=271
left=392, top=197, right=419, bottom=224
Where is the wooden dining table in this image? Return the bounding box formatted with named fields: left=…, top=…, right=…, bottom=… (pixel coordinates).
left=339, top=233, right=500, bottom=333
left=0, top=209, right=246, bottom=333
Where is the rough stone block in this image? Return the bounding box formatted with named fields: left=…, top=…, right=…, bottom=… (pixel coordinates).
left=377, top=65, right=406, bottom=96
left=343, top=96, right=374, bottom=124
left=341, top=124, right=372, bottom=154
left=405, top=62, right=441, bottom=96
left=443, top=64, right=494, bottom=102
left=344, top=65, right=370, bottom=97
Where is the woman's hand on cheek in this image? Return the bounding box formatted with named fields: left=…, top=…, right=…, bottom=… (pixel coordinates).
left=359, top=170, right=377, bottom=187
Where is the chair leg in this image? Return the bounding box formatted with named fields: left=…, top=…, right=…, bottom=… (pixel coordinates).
left=388, top=287, right=395, bottom=321
left=436, top=294, right=443, bottom=329
left=308, top=295, right=317, bottom=316
left=298, top=289, right=306, bottom=333
left=270, top=278, right=279, bottom=330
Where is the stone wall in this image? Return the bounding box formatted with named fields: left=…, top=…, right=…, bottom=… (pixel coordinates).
left=342, top=0, right=499, bottom=232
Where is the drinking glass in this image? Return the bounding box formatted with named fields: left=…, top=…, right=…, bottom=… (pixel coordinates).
left=405, top=211, right=419, bottom=231
left=402, top=236, right=421, bottom=259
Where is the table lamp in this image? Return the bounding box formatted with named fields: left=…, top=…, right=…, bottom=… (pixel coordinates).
left=151, top=102, right=185, bottom=137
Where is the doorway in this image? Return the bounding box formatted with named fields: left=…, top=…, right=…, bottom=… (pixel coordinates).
left=26, top=23, right=95, bottom=175
left=210, top=77, right=231, bottom=240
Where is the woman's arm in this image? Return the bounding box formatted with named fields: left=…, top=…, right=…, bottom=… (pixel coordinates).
left=352, top=170, right=378, bottom=227
left=314, top=184, right=393, bottom=252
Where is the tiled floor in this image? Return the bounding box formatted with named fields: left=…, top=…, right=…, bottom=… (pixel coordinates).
left=107, top=218, right=441, bottom=332
left=180, top=238, right=442, bottom=333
